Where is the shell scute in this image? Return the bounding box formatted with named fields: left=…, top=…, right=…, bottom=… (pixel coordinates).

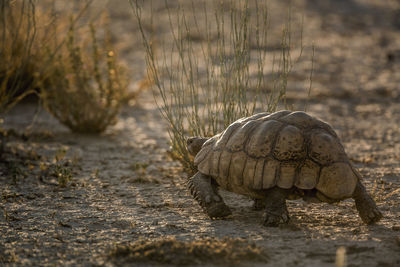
left=309, top=130, right=346, bottom=165
left=277, top=162, right=297, bottom=189
left=279, top=111, right=317, bottom=129
left=280, top=111, right=337, bottom=136
left=243, top=157, right=258, bottom=187
left=295, top=159, right=320, bottom=189
left=252, top=159, right=265, bottom=189
left=317, top=162, right=357, bottom=199
left=226, top=120, right=260, bottom=152
left=229, top=151, right=247, bottom=185
left=197, top=147, right=212, bottom=175
left=262, top=159, right=279, bottom=189
left=218, top=150, right=232, bottom=182
left=194, top=143, right=213, bottom=167
left=273, top=125, right=306, bottom=160
left=214, top=122, right=242, bottom=150
left=209, top=150, right=222, bottom=178
left=246, top=120, right=282, bottom=157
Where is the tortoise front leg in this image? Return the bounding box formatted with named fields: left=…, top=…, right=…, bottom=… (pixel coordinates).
left=187, top=172, right=232, bottom=218
left=263, top=187, right=290, bottom=227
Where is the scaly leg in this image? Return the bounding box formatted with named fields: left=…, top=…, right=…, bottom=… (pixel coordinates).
left=352, top=180, right=383, bottom=224
left=187, top=172, right=231, bottom=218
left=263, top=187, right=290, bottom=227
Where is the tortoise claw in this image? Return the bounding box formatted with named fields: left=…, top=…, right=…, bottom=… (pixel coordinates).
left=263, top=210, right=290, bottom=227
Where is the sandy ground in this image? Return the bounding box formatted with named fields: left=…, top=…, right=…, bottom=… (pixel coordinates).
left=1, top=0, right=400, bottom=266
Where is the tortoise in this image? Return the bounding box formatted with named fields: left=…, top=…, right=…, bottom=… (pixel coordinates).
left=186, top=110, right=383, bottom=226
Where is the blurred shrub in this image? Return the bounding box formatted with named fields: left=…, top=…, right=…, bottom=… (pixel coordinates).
left=40, top=21, right=129, bottom=134
left=0, top=1, right=37, bottom=115
left=0, top=0, right=130, bottom=134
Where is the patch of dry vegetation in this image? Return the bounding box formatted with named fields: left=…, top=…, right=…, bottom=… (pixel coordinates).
left=108, top=237, right=268, bottom=265
left=132, top=0, right=308, bottom=171
left=0, top=1, right=37, bottom=115
left=0, top=0, right=131, bottom=135
left=40, top=20, right=129, bottom=134
left=0, top=137, right=79, bottom=188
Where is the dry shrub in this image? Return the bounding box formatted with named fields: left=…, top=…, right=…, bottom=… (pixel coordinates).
left=40, top=20, right=129, bottom=134
left=108, top=237, right=268, bottom=265
left=132, top=0, right=309, bottom=171
left=0, top=1, right=40, bottom=154
left=0, top=0, right=130, bottom=134
left=0, top=1, right=37, bottom=115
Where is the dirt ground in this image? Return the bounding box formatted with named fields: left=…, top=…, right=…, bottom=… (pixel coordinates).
left=1, top=0, right=400, bottom=266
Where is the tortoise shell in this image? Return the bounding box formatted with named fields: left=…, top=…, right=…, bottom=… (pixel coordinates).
left=194, top=111, right=358, bottom=200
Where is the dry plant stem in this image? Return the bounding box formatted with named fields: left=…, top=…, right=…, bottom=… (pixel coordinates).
left=0, top=1, right=94, bottom=115
left=304, top=43, right=315, bottom=112
left=37, top=0, right=94, bottom=79
left=131, top=0, right=305, bottom=170
left=0, top=1, right=36, bottom=114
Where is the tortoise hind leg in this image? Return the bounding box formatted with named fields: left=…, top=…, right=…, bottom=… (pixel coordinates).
left=352, top=180, right=383, bottom=224
left=187, top=172, right=231, bottom=218
left=263, top=187, right=290, bottom=227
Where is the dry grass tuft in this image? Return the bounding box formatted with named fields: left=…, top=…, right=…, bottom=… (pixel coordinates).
left=0, top=1, right=38, bottom=115
left=40, top=19, right=129, bottom=134
left=108, top=237, right=268, bottom=265
left=1, top=0, right=131, bottom=134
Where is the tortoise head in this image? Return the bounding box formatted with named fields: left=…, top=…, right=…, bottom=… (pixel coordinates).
left=186, top=137, right=209, bottom=156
